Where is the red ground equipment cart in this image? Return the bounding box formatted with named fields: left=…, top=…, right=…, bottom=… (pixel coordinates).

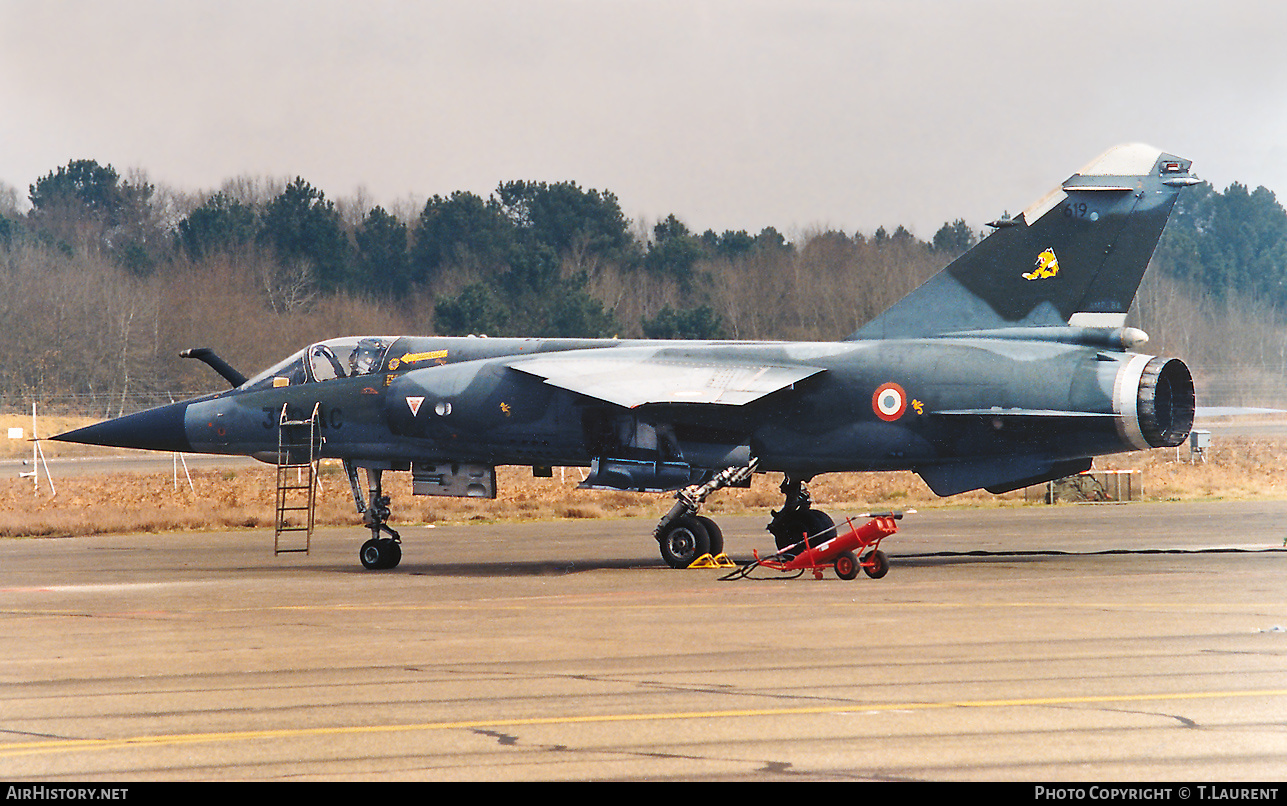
left=722, top=513, right=901, bottom=581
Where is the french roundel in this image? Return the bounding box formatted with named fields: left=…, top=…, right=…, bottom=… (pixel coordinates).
left=872, top=382, right=907, bottom=421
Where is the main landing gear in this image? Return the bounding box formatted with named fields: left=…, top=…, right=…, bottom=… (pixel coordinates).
left=345, top=461, right=403, bottom=570
left=653, top=462, right=756, bottom=568
left=653, top=464, right=839, bottom=569
left=767, top=475, right=835, bottom=554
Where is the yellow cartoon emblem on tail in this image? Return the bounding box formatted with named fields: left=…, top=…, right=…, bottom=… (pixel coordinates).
left=1023, top=248, right=1060, bottom=280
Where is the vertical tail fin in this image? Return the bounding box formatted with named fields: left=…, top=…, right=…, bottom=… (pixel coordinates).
left=848, top=145, right=1197, bottom=340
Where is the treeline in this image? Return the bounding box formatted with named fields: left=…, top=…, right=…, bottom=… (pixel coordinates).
left=1, top=158, right=1286, bottom=413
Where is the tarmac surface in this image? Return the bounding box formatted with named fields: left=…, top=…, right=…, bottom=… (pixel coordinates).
left=1, top=501, right=1285, bottom=781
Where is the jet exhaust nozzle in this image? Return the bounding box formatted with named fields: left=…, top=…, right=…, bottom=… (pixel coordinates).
left=1116, top=355, right=1194, bottom=450
left=1137, top=357, right=1195, bottom=448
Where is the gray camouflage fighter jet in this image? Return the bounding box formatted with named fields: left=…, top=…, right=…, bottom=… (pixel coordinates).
left=54, top=144, right=1199, bottom=570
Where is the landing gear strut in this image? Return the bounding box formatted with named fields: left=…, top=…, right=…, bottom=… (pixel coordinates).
left=652, top=463, right=837, bottom=568
left=345, top=461, right=403, bottom=570
left=653, top=461, right=756, bottom=568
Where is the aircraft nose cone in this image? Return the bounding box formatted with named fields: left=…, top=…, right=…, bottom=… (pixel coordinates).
left=51, top=400, right=192, bottom=453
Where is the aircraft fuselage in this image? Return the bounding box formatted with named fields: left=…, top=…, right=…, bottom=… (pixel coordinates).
left=112, top=333, right=1189, bottom=495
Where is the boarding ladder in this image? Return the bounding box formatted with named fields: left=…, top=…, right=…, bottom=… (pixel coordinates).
left=274, top=403, right=322, bottom=555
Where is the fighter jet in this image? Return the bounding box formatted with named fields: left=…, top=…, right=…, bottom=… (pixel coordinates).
left=54, top=144, right=1198, bottom=570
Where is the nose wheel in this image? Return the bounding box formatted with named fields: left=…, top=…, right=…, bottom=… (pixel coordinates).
left=360, top=536, right=402, bottom=570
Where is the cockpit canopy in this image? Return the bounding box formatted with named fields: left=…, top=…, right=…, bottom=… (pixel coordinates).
left=239, top=337, right=395, bottom=391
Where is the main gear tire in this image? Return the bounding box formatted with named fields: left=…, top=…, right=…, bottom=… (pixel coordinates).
left=696, top=516, right=724, bottom=556
left=659, top=516, right=711, bottom=569
left=773, top=508, right=835, bottom=552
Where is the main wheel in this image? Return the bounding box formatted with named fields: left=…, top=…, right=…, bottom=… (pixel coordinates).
left=803, top=509, right=835, bottom=543
left=360, top=538, right=402, bottom=570
left=834, top=550, right=860, bottom=580
left=774, top=509, right=835, bottom=552
left=696, top=516, right=724, bottom=556
left=771, top=514, right=798, bottom=552
left=659, top=516, right=711, bottom=569
left=861, top=549, right=889, bottom=579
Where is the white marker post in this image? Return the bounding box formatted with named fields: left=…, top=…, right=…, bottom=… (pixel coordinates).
left=173, top=451, right=194, bottom=494
left=22, top=402, right=55, bottom=496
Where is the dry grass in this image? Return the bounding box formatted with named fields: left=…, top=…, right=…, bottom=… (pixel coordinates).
left=2, top=428, right=1284, bottom=539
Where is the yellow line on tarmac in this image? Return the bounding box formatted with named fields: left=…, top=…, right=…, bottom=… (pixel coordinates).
left=2, top=688, right=1285, bottom=759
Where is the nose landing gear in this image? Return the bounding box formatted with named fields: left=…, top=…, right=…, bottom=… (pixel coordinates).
left=346, top=461, right=403, bottom=570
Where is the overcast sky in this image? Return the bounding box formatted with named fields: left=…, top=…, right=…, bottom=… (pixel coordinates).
left=2, top=0, right=1285, bottom=238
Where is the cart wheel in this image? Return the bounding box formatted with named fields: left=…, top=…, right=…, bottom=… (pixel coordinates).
left=861, top=549, right=889, bottom=579
left=834, top=550, right=860, bottom=580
